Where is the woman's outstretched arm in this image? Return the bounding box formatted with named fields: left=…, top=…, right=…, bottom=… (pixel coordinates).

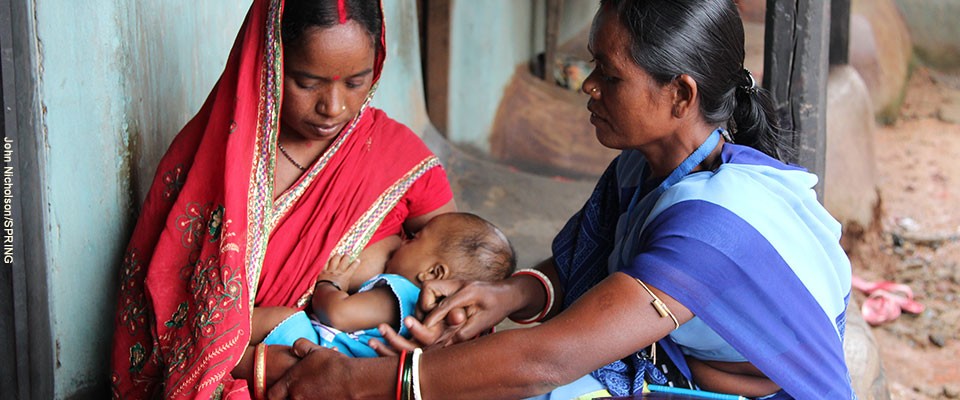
left=268, top=272, right=693, bottom=400
left=369, top=257, right=565, bottom=354
left=417, top=257, right=565, bottom=346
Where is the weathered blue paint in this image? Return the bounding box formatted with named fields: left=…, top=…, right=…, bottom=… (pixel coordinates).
left=445, top=0, right=595, bottom=151
left=373, top=0, right=432, bottom=133
left=446, top=0, right=534, bottom=151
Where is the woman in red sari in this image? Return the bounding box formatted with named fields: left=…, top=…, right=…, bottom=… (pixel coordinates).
left=109, top=0, right=454, bottom=398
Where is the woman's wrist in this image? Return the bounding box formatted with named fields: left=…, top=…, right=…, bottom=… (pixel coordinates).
left=505, top=271, right=551, bottom=323
left=347, top=355, right=405, bottom=399
left=253, top=343, right=267, bottom=400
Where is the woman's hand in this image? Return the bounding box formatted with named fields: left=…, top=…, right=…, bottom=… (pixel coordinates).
left=369, top=321, right=424, bottom=356
left=368, top=314, right=453, bottom=356
left=371, top=264, right=560, bottom=355
left=265, top=345, right=300, bottom=386
left=267, top=339, right=349, bottom=400
left=369, top=278, right=526, bottom=355
left=414, top=279, right=528, bottom=347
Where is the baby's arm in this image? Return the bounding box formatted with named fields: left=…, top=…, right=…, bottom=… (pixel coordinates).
left=232, top=307, right=301, bottom=384
left=250, top=306, right=300, bottom=343
left=312, top=254, right=401, bottom=332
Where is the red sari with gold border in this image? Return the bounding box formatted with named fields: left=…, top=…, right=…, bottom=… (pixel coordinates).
left=110, top=1, right=451, bottom=398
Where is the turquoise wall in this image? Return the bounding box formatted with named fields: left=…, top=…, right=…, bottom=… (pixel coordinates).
left=445, top=0, right=596, bottom=150
left=447, top=0, right=535, bottom=151
left=372, top=0, right=432, bottom=133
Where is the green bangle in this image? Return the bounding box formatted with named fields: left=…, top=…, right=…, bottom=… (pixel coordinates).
left=316, top=279, right=342, bottom=291
left=401, top=350, right=414, bottom=400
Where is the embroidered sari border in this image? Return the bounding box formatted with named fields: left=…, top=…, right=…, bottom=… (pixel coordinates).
left=246, top=0, right=283, bottom=309
left=333, top=156, right=441, bottom=258
left=294, top=156, right=441, bottom=307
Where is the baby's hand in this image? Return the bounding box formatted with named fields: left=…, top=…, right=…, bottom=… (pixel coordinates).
left=316, top=253, right=360, bottom=291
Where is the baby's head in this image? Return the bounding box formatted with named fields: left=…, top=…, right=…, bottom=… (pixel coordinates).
left=385, top=212, right=515, bottom=285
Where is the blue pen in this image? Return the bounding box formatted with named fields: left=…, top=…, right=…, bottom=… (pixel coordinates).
left=646, top=384, right=747, bottom=400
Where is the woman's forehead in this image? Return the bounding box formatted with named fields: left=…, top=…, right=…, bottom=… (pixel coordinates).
left=286, top=22, right=375, bottom=73
left=296, top=22, right=373, bottom=53
left=588, top=8, right=631, bottom=62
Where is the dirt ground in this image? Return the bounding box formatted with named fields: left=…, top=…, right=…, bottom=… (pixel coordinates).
left=848, top=67, right=960, bottom=399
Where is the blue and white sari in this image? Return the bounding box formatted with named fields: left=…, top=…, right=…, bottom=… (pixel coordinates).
left=550, top=130, right=854, bottom=399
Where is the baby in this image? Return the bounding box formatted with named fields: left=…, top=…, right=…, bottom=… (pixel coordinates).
left=236, top=212, right=515, bottom=384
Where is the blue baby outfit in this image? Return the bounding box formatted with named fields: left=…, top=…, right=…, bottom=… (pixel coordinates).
left=262, top=274, right=419, bottom=358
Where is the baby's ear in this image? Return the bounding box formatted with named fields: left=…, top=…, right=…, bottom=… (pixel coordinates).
left=418, top=263, right=449, bottom=282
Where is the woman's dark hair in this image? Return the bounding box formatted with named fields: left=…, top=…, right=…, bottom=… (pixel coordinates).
left=599, top=0, right=788, bottom=160
left=281, top=0, right=382, bottom=51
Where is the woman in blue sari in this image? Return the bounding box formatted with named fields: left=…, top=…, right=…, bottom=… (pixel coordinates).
left=268, top=1, right=854, bottom=399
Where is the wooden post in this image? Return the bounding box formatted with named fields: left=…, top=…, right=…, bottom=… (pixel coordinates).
left=544, top=0, right=563, bottom=82
left=830, top=0, right=851, bottom=65
left=763, top=0, right=830, bottom=200
left=424, top=0, right=452, bottom=135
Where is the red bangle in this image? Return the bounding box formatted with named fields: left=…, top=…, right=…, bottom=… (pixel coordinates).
left=509, top=269, right=555, bottom=324
left=396, top=350, right=408, bottom=400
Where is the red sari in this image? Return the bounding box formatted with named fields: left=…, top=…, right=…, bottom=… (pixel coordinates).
left=110, top=1, right=451, bottom=398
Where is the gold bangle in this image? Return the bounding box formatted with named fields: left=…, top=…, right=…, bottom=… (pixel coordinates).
left=254, top=343, right=267, bottom=400
left=634, top=278, right=680, bottom=330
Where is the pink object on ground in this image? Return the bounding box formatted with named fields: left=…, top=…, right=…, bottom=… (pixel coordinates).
left=851, top=275, right=925, bottom=326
